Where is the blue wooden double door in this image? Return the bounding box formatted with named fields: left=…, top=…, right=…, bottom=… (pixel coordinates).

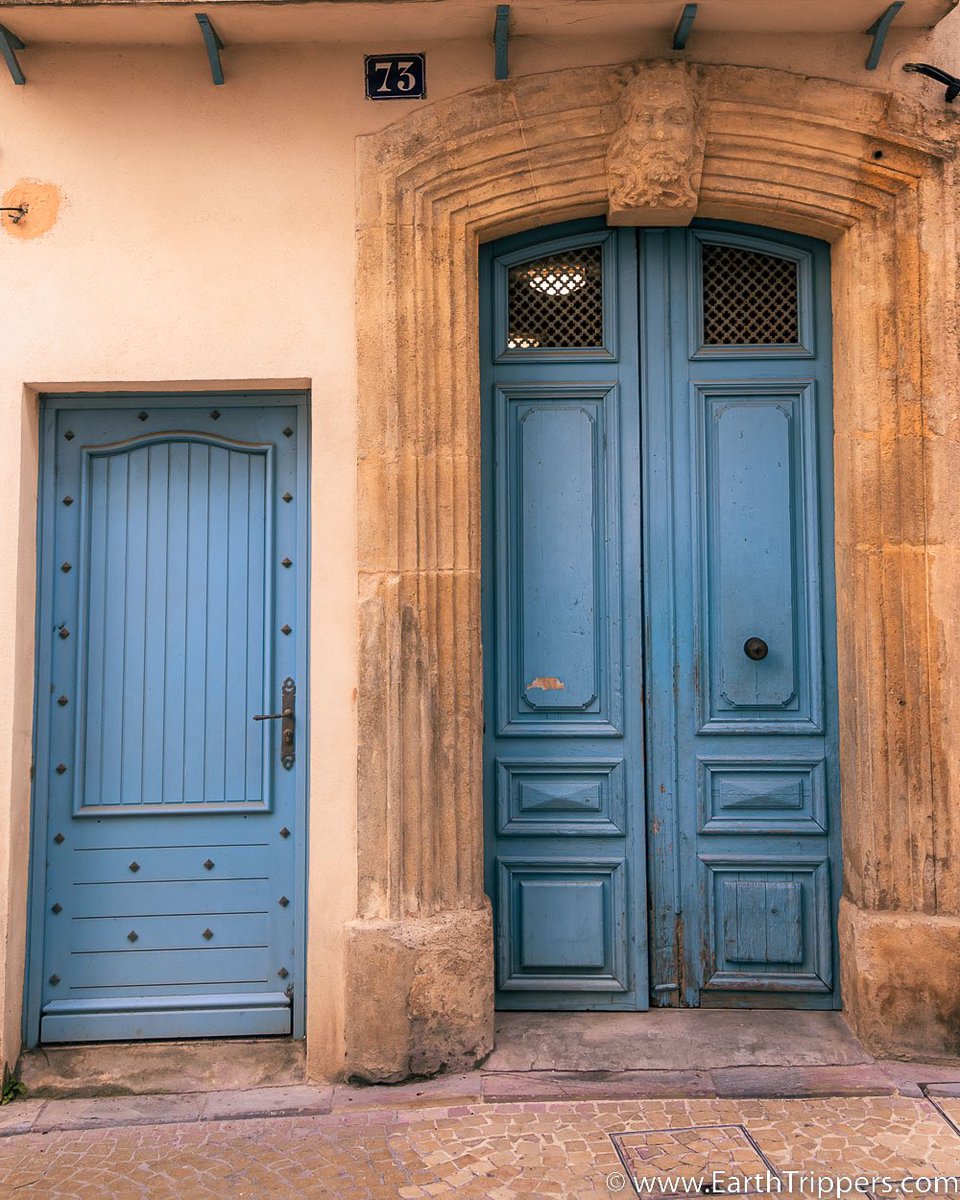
left=29, top=393, right=307, bottom=1043
left=482, top=221, right=841, bottom=1010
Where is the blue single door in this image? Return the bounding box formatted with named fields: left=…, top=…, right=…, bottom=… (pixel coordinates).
left=481, top=226, right=649, bottom=1008
left=29, top=394, right=307, bottom=1043
left=482, top=221, right=841, bottom=1010
left=648, top=227, right=841, bottom=1007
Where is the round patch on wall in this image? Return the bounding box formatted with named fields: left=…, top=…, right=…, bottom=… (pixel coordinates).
left=2, top=179, right=62, bottom=239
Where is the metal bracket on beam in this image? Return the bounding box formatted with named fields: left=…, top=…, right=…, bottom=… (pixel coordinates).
left=494, top=4, right=510, bottom=81
left=865, top=2, right=904, bottom=71
left=195, top=13, right=225, bottom=85
left=673, top=4, right=698, bottom=51
left=0, top=24, right=26, bottom=86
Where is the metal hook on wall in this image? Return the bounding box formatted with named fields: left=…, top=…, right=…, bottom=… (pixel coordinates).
left=903, top=62, right=960, bottom=103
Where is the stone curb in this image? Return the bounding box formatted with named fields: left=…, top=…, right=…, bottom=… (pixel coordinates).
left=2, top=1085, right=336, bottom=1137
left=710, top=1065, right=898, bottom=1099
left=2, top=1063, right=959, bottom=1139
left=479, top=1063, right=904, bottom=1103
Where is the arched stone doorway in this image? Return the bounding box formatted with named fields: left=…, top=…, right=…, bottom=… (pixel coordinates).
left=346, top=60, right=960, bottom=1081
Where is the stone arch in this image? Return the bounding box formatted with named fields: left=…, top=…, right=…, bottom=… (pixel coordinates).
left=347, top=61, right=960, bottom=1080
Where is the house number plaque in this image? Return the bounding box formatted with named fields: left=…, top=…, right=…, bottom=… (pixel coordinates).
left=364, top=54, right=426, bottom=100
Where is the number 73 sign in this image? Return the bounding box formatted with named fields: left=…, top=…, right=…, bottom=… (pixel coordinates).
left=364, top=54, right=427, bottom=100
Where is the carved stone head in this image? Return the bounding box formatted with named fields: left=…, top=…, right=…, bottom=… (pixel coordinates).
left=607, top=61, right=705, bottom=226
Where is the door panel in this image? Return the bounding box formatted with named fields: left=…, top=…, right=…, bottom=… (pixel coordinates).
left=701, top=857, right=833, bottom=992
left=695, top=382, right=824, bottom=732
left=30, top=395, right=306, bottom=1043
left=698, top=758, right=827, bottom=835
left=495, top=386, right=622, bottom=735
left=496, top=857, right=629, bottom=991
left=483, top=219, right=840, bottom=1012
left=76, top=436, right=273, bottom=812
left=496, top=759, right=626, bottom=837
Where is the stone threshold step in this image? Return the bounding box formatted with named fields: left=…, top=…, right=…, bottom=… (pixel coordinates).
left=17, top=1037, right=306, bottom=1100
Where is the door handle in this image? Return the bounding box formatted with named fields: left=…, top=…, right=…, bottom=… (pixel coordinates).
left=253, top=677, right=296, bottom=770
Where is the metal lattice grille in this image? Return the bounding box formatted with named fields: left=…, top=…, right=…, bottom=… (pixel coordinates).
left=702, top=243, right=800, bottom=346
left=507, top=246, right=604, bottom=349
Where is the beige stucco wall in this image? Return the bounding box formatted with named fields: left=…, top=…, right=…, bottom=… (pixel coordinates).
left=0, top=10, right=958, bottom=1077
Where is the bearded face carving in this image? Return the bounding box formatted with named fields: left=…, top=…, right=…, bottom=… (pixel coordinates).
left=607, top=62, right=705, bottom=226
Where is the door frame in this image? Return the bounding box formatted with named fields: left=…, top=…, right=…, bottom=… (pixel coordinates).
left=24, top=389, right=311, bottom=1047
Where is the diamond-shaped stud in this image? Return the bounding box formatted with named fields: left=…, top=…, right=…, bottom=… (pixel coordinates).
left=279, top=896, right=289, bottom=908
left=202, top=928, right=214, bottom=940
left=57, top=695, right=68, bottom=707
left=61, top=562, right=72, bottom=573
left=210, top=410, right=221, bottom=420
left=55, top=763, right=67, bottom=775
left=279, top=827, right=290, bottom=839
left=278, top=967, right=289, bottom=979
left=282, top=492, right=293, bottom=503
left=51, top=902, right=62, bottom=914
left=281, top=624, right=292, bottom=636
left=62, top=496, right=73, bottom=506
left=53, top=833, right=65, bottom=845
left=64, top=430, right=75, bottom=441
left=49, top=974, right=60, bottom=986
left=138, top=411, right=149, bottom=422
left=127, top=930, right=138, bottom=942
left=203, top=858, right=215, bottom=871
left=129, top=861, right=140, bottom=873
left=281, top=557, right=292, bottom=568
left=59, top=627, right=70, bottom=640
left=282, top=427, right=293, bottom=438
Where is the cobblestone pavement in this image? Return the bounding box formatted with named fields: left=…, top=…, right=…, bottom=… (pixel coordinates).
left=0, top=1094, right=958, bottom=1199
